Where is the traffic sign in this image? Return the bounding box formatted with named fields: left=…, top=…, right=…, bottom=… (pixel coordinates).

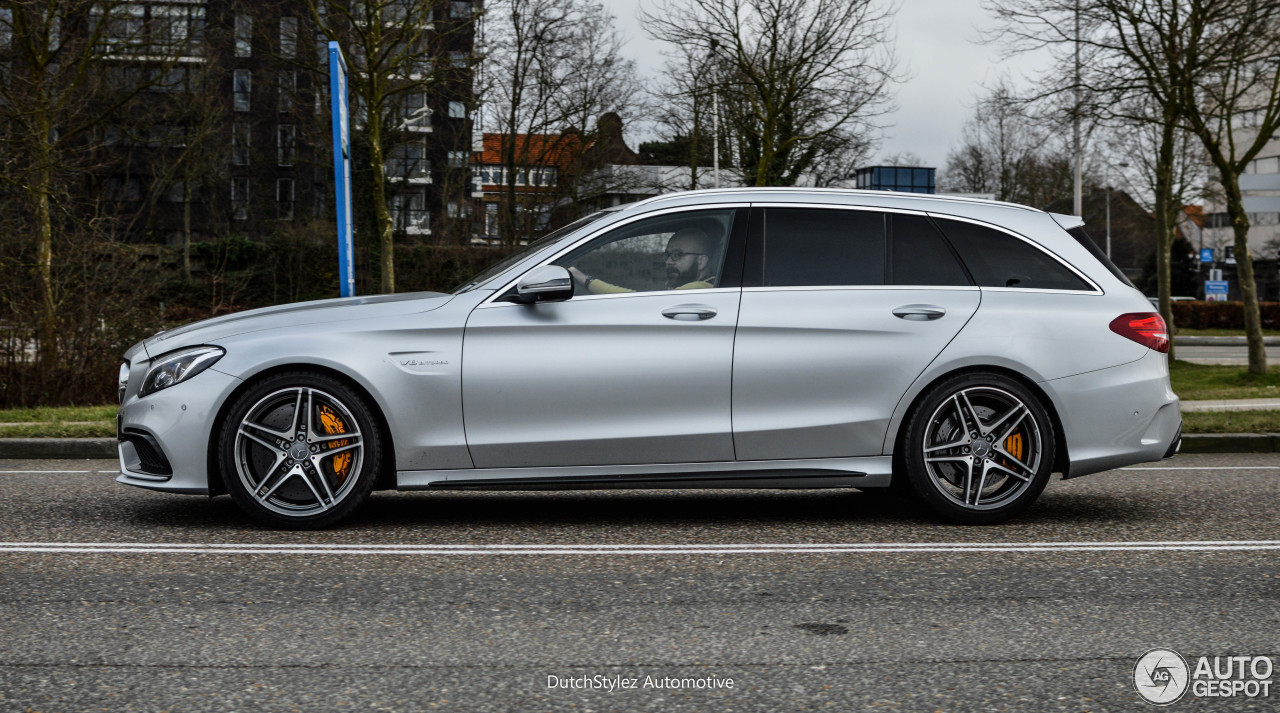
left=1200, top=248, right=1214, bottom=263
left=1204, top=280, right=1229, bottom=302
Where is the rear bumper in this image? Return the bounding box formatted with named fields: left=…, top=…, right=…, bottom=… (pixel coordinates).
left=1042, top=350, right=1182, bottom=479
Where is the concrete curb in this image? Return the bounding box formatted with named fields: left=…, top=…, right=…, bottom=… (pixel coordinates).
left=0, top=439, right=117, bottom=459
left=1175, top=336, right=1280, bottom=346
left=2, top=435, right=1279, bottom=460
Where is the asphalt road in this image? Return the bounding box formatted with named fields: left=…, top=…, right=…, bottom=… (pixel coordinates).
left=1176, top=345, right=1280, bottom=365
left=1, top=455, right=1278, bottom=712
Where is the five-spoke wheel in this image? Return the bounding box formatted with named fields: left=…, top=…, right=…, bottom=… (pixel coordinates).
left=901, top=373, right=1055, bottom=524
left=219, top=373, right=381, bottom=528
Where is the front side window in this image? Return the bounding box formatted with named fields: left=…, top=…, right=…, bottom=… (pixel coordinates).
left=763, top=208, right=885, bottom=287
left=933, top=217, right=1093, bottom=291
left=556, top=209, right=735, bottom=295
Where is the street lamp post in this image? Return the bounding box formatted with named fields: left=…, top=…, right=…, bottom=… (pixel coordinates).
left=708, top=40, right=721, bottom=189
left=1106, top=161, right=1129, bottom=259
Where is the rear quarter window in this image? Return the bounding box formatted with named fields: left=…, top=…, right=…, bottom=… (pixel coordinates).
left=932, top=217, right=1094, bottom=291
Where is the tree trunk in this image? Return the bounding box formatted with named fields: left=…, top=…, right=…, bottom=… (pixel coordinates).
left=33, top=106, right=57, bottom=371
left=1153, top=113, right=1177, bottom=361
left=182, top=179, right=193, bottom=282
left=366, top=113, right=395, bottom=293
left=1220, top=178, right=1266, bottom=376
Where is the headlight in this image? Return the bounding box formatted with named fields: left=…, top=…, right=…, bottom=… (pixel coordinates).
left=139, top=346, right=225, bottom=397
left=118, top=362, right=130, bottom=404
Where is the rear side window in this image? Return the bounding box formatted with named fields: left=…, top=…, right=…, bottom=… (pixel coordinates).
left=889, top=214, right=971, bottom=286
left=763, top=208, right=885, bottom=286
left=1067, top=225, right=1135, bottom=287
left=932, top=217, right=1093, bottom=291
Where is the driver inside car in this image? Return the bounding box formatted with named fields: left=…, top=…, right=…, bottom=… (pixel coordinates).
left=568, top=227, right=719, bottom=294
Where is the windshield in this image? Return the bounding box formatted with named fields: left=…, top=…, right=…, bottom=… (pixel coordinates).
left=452, top=211, right=612, bottom=294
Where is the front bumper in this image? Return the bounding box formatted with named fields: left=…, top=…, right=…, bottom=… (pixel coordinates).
left=115, top=367, right=242, bottom=494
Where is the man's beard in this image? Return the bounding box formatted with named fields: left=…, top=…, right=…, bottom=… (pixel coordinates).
left=666, top=264, right=697, bottom=288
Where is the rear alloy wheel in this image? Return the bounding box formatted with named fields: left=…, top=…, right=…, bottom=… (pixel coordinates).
left=902, top=373, right=1055, bottom=524
left=219, top=373, right=381, bottom=529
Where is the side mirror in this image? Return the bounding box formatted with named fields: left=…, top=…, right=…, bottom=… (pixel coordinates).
left=513, top=265, right=574, bottom=303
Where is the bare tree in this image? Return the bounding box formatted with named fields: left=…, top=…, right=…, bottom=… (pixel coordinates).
left=986, top=0, right=1280, bottom=375
left=0, top=0, right=199, bottom=367
left=643, top=0, right=899, bottom=187
left=940, top=81, right=1080, bottom=208
left=308, top=0, right=470, bottom=291
left=482, top=0, right=637, bottom=242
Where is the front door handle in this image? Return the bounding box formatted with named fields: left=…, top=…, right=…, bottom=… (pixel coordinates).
left=892, top=304, right=946, bottom=321
left=662, top=304, right=718, bottom=321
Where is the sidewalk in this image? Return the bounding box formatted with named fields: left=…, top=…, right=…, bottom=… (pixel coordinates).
left=1180, top=398, right=1280, bottom=412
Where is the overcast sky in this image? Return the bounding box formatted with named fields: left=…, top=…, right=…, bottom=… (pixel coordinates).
left=599, top=0, right=1051, bottom=171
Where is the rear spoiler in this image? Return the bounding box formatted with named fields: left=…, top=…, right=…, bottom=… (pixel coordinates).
left=1049, top=212, right=1086, bottom=231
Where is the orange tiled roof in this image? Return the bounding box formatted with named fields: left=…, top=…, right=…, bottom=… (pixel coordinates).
left=475, top=133, right=587, bottom=168
left=1182, top=205, right=1205, bottom=228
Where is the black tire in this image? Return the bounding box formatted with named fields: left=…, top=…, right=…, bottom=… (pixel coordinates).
left=900, top=371, right=1055, bottom=525
left=218, top=371, right=383, bottom=529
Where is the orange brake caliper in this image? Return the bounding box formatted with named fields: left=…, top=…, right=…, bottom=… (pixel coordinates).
left=1003, top=433, right=1023, bottom=463
left=318, top=405, right=352, bottom=483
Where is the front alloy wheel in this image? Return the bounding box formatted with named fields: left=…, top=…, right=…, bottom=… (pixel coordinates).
left=220, top=373, right=381, bottom=528
left=902, top=374, right=1055, bottom=524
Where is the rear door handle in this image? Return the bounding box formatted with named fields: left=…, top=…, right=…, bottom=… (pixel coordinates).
left=662, top=304, right=718, bottom=321
left=892, top=304, right=946, bottom=321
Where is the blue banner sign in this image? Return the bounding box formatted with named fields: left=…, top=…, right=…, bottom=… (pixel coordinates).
left=1204, top=279, right=1229, bottom=302
left=329, top=42, right=355, bottom=297
left=1200, top=248, right=1214, bottom=263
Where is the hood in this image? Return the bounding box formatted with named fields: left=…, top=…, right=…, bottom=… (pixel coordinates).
left=137, top=291, right=453, bottom=359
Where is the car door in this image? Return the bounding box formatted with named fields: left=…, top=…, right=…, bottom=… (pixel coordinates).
left=732, top=206, right=981, bottom=460
left=461, top=206, right=747, bottom=469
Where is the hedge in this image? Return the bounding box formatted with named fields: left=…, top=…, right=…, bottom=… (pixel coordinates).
left=1170, top=301, right=1280, bottom=330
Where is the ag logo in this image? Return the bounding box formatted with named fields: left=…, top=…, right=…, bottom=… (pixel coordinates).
left=1135, top=648, right=1190, bottom=705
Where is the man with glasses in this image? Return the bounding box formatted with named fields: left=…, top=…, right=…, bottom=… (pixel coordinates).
left=570, top=227, right=719, bottom=294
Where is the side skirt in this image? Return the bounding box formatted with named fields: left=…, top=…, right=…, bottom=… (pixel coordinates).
left=397, top=456, right=893, bottom=491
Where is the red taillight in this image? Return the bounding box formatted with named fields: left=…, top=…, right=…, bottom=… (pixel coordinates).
left=1109, top=312, right=1169, bottom=353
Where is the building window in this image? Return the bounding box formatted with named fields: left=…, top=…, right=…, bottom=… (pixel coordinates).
left=232, top=123, right=250, bottom=166
left=280, top=17, right=298, bottom=59
left=391, top=192, right=428, bottom=232
left=401, top=92, right=429, bottom=129
left=231, top=178, right=249, bottom=220
left=448, top=101, right=466, bottom=119
left=277, top=125, right=296, bottom=166
left=450, top=51, right=468, bottom=69
left=153, top=5, right=205, bottom=57
left=92, top=5, right=144, bottom=53
left=484, top=203, right=498, bottom=236
left=235, top=15, right=252, bottom=57
left=0, top=9, right=12, bottom=50
left=385, top=143, right=429, bottom=180
left=106, top=177, right=142, bottom=202
left=165, top=181, right=192, bottom=203
left=149, top=66, right=189, bottom=93
left=233, top=69, right=251, bottom=111
left=278, top=72, right=296, bottom=113
left=448, top=151, right=468, bottom=168
left=277, top=178, right=295, bottom=220
left=451, top=1, right=472, bottom=19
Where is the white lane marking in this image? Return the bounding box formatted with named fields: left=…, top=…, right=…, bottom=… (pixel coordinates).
left=0, top=541, right=1277, bottom=555
left=0, top=470, right=96, bottom=474
left=1120, top=466, right=1280, bottom=470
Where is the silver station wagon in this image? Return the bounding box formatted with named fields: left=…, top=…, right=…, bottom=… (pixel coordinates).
left=116, top=188, right=1181, bottom=528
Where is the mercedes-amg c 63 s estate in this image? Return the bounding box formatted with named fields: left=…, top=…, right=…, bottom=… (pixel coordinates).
left=116, top=188, right=1181, bottom=528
